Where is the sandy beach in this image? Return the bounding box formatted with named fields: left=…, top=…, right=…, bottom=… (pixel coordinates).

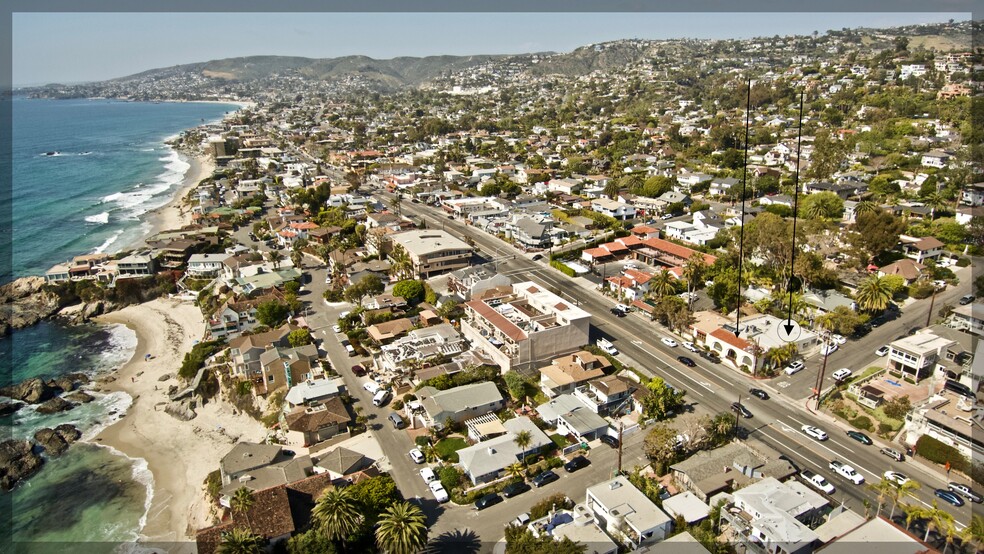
left=94, top=299, right=268, bottom=549
left=145, top=151, right=215, bottom=237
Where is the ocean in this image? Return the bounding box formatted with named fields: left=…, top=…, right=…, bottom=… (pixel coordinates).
left=2, top=97, right=238, bottom=548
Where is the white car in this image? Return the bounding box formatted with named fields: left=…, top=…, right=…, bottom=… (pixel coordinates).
left=802, top=425, right=829, bottom=441
left=332, top=324, right=341, bottom=333
left=875, top=345, right=890, bottom=357
left=597, top=338, right=619, bottom=356
left=829, top=460, right=865, bottom=485
left=801, top=470, right=836, bottom=494
left=884, top=471, right=910, bottom=486
left=420, top=467, right=437, bottom=483
left=673, top=433, right=690, bottom=450
left=409, top=449, right=425, bottom=464
left=784, top=361, right=805, bottom=375
left=429, top=480, right=449, bottom=503
left=831, top=334, right=847, bottom=345
left=682, top=342, right=699, bottom=353
left=831, top=368, right=852, bottom=382
left=661, top=337, right=678, bottom=348
left=820, top=343, right=839, bottom=356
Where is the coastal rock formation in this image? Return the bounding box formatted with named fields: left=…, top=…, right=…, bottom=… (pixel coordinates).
left=63, top=390, right=95, bottom=404
left=165, top=399, right=197, bottom=421
left=35, top=397, right=76, bottom=415
left=0, top=439, right=44, bottom=491
left=0, top=401, right=23, bottom=416
left=57, top=300, right=118, bottom=325
left=49, top=372, right=91, bottom=393
left=0, top=377, right=59, bottom=404
left=0, top=277, right=63, bottom=336
left=33, top=424, right=81, bottom=457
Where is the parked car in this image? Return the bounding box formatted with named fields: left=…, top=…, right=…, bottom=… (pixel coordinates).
left=831, top=334, right=847, bottom=345
left=846, top=430, right=872, bottom=445
left=784, top=361, right=805, bottom=375
left=801, top=470, right=835, bottom=494
left=372, top=389, right=391, bottom=407
left=531, top=254, right=542, bottom=261
left=610, top=307, right=627, bottom=317
left=474, top=492, right=502, bottom=510
left=829, top=460, right=865, bottom=484
left=429, top=480, right=449, bottom=503
left=600, top=435, right=620, bottom=448
left=948, top=482, right=983, bottom=503
left=884, top=471, right=910, bottom=486
left=802, top=425, right=828, bottom=441
left=661, top=337, right=678, bottom=347
left=332, top=324, right=341, bottom=333
left=831, top=368, right=853, bottom=382
left=532, top=470, right=559, bottom=487
left=934, top=488, right=965, bottom=507
left=959, top=294, right=975, bottom=305
left=748, top=388, right=769, bottom=400
left=682, top=342, right=699, bottom=352
left=731, top=402, right=753, bottom=418
left=701, top=351, right=722, bottom=364
left=408, top=448, right=425, bottom=464
left=389, top=412, right=406, bottom=429
left=677, top=356, right=696, bottom=367
left=880, top=447, right=905, bottom=462
left=363, top=381, right=381, bottom=394
left=512, top=512, right=531, bottom=527
left=420, top=467, right=437, bottom=483
left=564, top=455, right=590, bottom=472
left=351, top=364, right=367, bottom=377
left=673, top=433, right=690, bottom=450
left=875, top=345, right=890, bottom=357
left=597, top=338, right=619, bottom=356
left=820, top=343, right=839, bottom=356
left=502, top=481, right=531, bottom=498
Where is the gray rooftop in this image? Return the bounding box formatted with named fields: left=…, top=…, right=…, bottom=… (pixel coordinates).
left=220, top=442, right=286, bottom=476
left=586, top=476, right=671, bottom=532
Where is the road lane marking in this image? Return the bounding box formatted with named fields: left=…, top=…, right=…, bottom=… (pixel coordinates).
left=777, top=419, right=878, bottom=478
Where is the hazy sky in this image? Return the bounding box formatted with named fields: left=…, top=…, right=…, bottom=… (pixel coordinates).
left=12, top=12, right=965, bottom=86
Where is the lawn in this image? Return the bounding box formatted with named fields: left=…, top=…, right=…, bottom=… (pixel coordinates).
left=550, top=433, right=570, bottom=448
left=434, top=437, right=469, bottom=463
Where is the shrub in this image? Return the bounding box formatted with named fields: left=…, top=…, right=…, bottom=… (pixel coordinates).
left=878, top=423, right=894, bottom=436
left=916, top=435, right=969, bottom=472
left=851, top=416, right=873, bottom=431
left=414, top=436, right=431, bottom=448
left=437, top=465, right=464, bottom=493
left=391, top=399, right=404, bottom=411
left=550, top=260, right=576, bottom=277
left=178, top=340, right=224, bottom=379
left=530, top=493, right=573, bottom=520
left=205, top=470, right=222, bottom=502
left=908, top=281, right=935, bottom=299
left=956, top=257, right=971, bottom=268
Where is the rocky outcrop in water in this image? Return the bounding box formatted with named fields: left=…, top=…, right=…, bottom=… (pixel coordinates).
left=63, top=390, right=95, bottom=404
left=35, top=397, right=76, bottom=415
left=0, top=277, right=64, bottom=336
left=0, top=378, right=60, bottom=404
left=48, top=372, right=91, bottom=393
left=0, top=439, right=44, bottom=491
left=33, top=424, right=81, bottom=457
left=0, top=401, right=23, bottom=416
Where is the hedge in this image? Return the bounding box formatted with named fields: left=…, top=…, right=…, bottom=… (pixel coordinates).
left=550, top=260, right=577, bottom=277
left=915, top=435, right=969, bottom=473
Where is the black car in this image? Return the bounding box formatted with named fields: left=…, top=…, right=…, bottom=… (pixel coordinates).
left=700, top=351, right=721, bottom=364
left=748, top=388, right=769, bottom=400
left=934, top=489, right=965, bottom=507
left=531, top=470, right=559, bottom=487
left=677, top=356, right=696, bottom=367
left=600, top=435, right=620, bottom=449
left=730, top=402, right=753, bottom=418
left=502, top=481, right=531, bottom=498
left=846, top=430, right=873, bottom=445
left=531, top=254, right=543, bottom=261
left=475, top=493, right=503, bottom=510
left=564, top=455, right=590, bottom=472
left=610, top=308, right=627, bottom=317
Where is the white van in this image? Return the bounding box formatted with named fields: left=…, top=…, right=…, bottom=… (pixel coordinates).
left=345, top=344, right=356, bottom=356
left=372, top=389, right=391, bottom=407
left=597, top=338, right=619, bottom=356
left=363, top=381, right=381, bottom=395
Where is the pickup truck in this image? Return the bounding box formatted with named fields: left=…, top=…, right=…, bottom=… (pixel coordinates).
left=829, top=460, right=865, bottom=484
left=801, top=469, right=836, bottom=494
left=597, top=338, right=619, bottom=356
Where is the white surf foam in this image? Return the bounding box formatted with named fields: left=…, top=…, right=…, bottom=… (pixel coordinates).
left=92, top=229, right=125, bottom=254
left=85, top=211, right=110, bottom=224
left=99, top=148, right=190, bottom=221
left=92, top=441, right=156, bottom=548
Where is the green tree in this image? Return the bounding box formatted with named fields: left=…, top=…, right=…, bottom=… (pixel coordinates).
left=648, top=269, right=677, bottom=298
left=504, top=525, right=586, bottom=554
left=960, top=515, right=984, bottom=553
left=814, top=306, right=863, bottom=336
left=388, top=245, right=415, bottom=282
left=641, top=377, right=686, bottom=421
left=682, top=252, right=708, bottom=305
left=256, top=299, right=289, bottom=327
left=344, top=274, right=385, bottom=306
left=392, top=280, right=425, bottom=304
left=807, top=129, right=845, bottom=181
left=882, top=395, right=913, bottom=420
left=348, top=474, right=401, bottom=520
left=374, top=501, right=427, bottom=554
left=288, top=328, right=313, bottom=347
left=643, top=424, right=679, bottom=474
left=708, top=266, right=741, bottom=313
left=217, top=527, right=262, bottom=554
left=312, top=487, right=364, bottom=543
left=799, top=191, right=844, bottom=220
left=231, top=487, right=256, bottom=531
left=849, top=210, right=906, bottom=263
left=855, top=274, right=893, bottom=313
left=514, top=430, right=533, bottom=468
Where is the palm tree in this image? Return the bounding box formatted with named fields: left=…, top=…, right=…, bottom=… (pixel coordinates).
left=924, top=191, right=947, bottom=220
left=763, top=344, right=795, bottom=370
left=853, top=199, right=879, bottom=219
left=939, top=519, right=958, bottom=554
left=805, top=200, right=830, bottom=220
left=922, top=501, right=953, bottom=543
left=505, top=462, right=525, bottom=480
left=267, top=249, right=284, bottom=270
left=421, top=443, right=438, bottom=463
left=682, top=252, right=707, bottom=308
left=867, top=478, right=895, bottom=517
left=514, top=430, right=533, bottom=468
left=960, top=514, right=984, bottom=552
left=230, top=487, right=256, bottom=531
left=375, top=501, right=427, bottom=554
left=855, top=274, right=892, bottom=313
left=889, top=479, right=922, bottom=520
left=900, top=502, right=925, bottom=532
left=216, top=527, right=262, bottom=554
left=312, top=486, right=364, bottom=543
left=389, top=245, right=414, bottom=282
left=649, top=269, right=676, bottom=298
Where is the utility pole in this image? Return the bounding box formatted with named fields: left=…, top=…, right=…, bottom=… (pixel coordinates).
left=734, top=394, right=742, bottom=438
left=926, top=286, right=938, bottom=327
left=814, top=336, right=831, bottom=410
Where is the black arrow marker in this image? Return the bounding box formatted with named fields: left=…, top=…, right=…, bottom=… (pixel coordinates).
left=784, top=89, right=806, bottom=337
left=735, top=78, right=752, bottom=337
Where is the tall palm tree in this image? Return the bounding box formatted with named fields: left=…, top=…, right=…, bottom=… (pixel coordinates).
left=389, top=245, right=415, bottom=282
left=682, top=252, right=707, bottom=309
left=889, top=479, right=922, bottom=520
left=267, top=249, right=284, bottom=270
left=230, top=487, right=255, bottom=531
left=216, top=527, right=262, bottom=554
left=312, top=487, right=364, bottom=543
left=514, top=430, right=533, bottom=468
left=922, top=501, right=953, bottom=543
left=649, top=269, right=676, bottom=298
left=855, top=274, right=892, bottom=313
left=867, top=478, right=895, bottom=517
left=960, top=514, right=984, bottom=552
left=763, top=344, right=795, bottom=370
left=853, top=199, right=879, bottom=219
left=924, top=192, right=947, bottom=220
left=939, top=519, right=959, bottom=554
left=375, top=501, right=427, bottom=554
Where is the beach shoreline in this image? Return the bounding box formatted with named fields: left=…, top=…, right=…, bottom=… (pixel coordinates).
left=141, top=150, right=215, bottom=241
left=94, top=299, right=267, bottom=549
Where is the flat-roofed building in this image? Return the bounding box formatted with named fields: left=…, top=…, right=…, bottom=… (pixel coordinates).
left=586, top=476, right=674, bottom=549
left=390, top=229, right=474, bottom=279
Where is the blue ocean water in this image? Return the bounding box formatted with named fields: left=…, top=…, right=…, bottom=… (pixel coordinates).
left=2, top=97, right=238, bottom=547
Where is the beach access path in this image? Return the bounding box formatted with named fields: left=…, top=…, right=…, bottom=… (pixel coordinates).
left=95, top=298, right=268, bottom=550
